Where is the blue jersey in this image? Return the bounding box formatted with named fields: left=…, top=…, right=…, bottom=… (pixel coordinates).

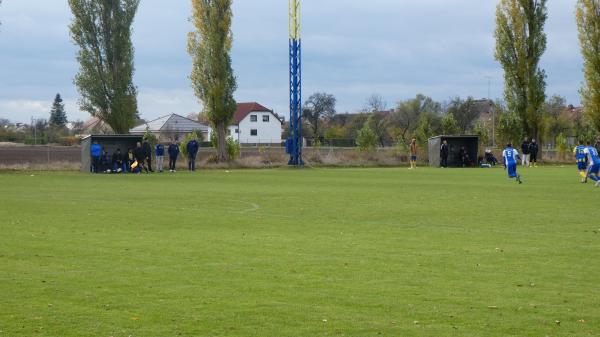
left=574, top=145, right=587, bottom=162
left=584, top=146, right=600, bottom=166
left=155, top=144, right=165, bottom=156
left=91, top=143, right=102, bottom=158
left=502, top=147, right=519, bottom=166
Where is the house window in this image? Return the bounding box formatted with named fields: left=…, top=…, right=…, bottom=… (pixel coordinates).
left=250, top=115, right=257, bottom=122
left=250, top=129, right=258, bottom=136
left=235, top=129, right=239, bottom=134
left=263, top=115, right=270, bottom=122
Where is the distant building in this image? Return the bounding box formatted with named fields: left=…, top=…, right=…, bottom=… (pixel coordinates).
left=82, top=117, right=112, bottom=135
left=473, top=99, right=495, bottom=125
left=130, top=114, right=210, bottom=142
left=227, top=102, right=283, bottom=145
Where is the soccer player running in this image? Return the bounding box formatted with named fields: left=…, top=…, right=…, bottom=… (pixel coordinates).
left=583, top=142, right=600, bottom=187
left=574, top=140, right=588, bottom=183
left=502, top=143, right=522, bottom=184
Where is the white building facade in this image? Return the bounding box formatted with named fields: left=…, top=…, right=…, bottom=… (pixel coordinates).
left=227, top=103, right=283, bottom=145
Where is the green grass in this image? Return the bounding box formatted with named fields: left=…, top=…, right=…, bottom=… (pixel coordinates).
left=1, top=167, right=599, bottom=337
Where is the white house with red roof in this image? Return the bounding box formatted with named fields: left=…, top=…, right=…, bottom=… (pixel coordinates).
left=228, top=102, right=283, bottom=144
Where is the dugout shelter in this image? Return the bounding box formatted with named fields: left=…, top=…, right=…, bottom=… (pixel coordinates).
left=428, top=135, right=479, bottom=168
left=80, top=134, right=144, bottom=173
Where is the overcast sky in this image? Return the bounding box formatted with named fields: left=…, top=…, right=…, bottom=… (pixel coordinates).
left=0, top=0, right=584, bottom=124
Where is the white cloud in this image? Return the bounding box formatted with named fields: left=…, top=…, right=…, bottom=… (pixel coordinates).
left=0, top=98, right=88, bottom=123
left=0, top=0, right=586, bottom=125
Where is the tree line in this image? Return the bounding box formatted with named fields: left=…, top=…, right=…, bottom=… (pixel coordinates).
left=293, top=91, right=594, bottom=152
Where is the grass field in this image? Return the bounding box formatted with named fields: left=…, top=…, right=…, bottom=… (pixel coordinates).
left=1, top=167, right=599, bottom=337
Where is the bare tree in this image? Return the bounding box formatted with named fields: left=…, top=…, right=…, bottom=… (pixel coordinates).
left=303, top=92, right=336, bottom=140
left=364, top=94, right=388, bottom=113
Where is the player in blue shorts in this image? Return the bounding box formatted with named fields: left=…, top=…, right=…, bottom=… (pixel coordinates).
left=502, top=143, right=522, bottom=184
left=573, top=140, right=588, bottom=183
left=583, top=142, right=600, bottom=187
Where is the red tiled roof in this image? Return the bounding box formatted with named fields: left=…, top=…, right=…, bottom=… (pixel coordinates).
left=233, top=102, right=272, bottom=124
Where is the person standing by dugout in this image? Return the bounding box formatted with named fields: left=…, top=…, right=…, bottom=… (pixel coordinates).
left=155, top=143, right=165, bottom=173
left=142, top=138, right=153, bottom=172
left=186, top=137, right=199, bottom=172
left=521, top=137, right=531, bottom=167
left=90, top=141, right=102, bottom=173
left=133, top=142, right=148, bottom=174
left=529, top=139, right=539, bottom=167
left=440, top=139, right=449, bottom=168
left=168, top=140, right=180, bottom=173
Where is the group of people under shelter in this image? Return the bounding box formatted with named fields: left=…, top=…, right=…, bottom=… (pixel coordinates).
left=438, top=139, right=488, bottom=168
left=90, top=137, right=201, bottom=174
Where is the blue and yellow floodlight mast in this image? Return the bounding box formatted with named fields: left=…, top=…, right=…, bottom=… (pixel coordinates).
left=288, top=0, right=303, bottom=166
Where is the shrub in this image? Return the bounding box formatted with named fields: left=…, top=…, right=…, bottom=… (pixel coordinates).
left=356, top=122, right=377, bottom=151
left=210, top=132, right=240, bottom=160
left=180, top=131, right=199, bottom=158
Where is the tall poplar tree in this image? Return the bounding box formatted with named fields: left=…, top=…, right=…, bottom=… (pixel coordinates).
left=576, top=0, right=600, bottom=132
left=188, top=0, right=237, bottom=162
left=68, top=0, right=140, bottom=134
left=495, top=0, right=548, bottom=140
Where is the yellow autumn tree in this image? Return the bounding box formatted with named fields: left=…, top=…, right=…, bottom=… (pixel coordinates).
left=188, top=0, right=237, bottom=162
left=576, top=0, right=600, bottom=132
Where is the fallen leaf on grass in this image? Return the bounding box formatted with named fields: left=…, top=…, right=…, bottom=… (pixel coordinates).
left=578, top=319, right=586, bottom=323
left=131, top=316, right=140, bottom=321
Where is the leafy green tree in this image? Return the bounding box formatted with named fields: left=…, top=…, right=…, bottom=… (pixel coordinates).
left=556, top=132, right=568, bottom=159
left=303, top=92, right=337, bottom=141
left=68, top=0, right=140, bottom=134
left=188, top=0, right=237, bottom=162
left=49, top=94, right=68, bottom=128
left=441, top=113, right=460, bottom=135
left=496, top=111, right=524, bottom=147
left=389, top=94, right=441, bottom=144
left=447, top=97, right=480, bottom=134
left=542, top=95, right=569, bottom=141
left=474, top=122, right=490, bottom=147
left=356, top=121, right=377, bottom=152
left=543, top=95, right=567, bottom=119
left=143, top=127, right=158, bottom=147
left=495, top=0, right=548, bottom=140
left=414, top=112, right=442, bottom=145
left=576, top=0, right=600, bottom=132
left=368, top=111, right=391, bottom=147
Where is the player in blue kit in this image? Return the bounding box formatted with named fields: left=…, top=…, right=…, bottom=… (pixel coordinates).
left=502, top=143, right=522, bottom=184
left=574, top=140, right=588, bottom=183
left=583, top=142, right=600, bottom=187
